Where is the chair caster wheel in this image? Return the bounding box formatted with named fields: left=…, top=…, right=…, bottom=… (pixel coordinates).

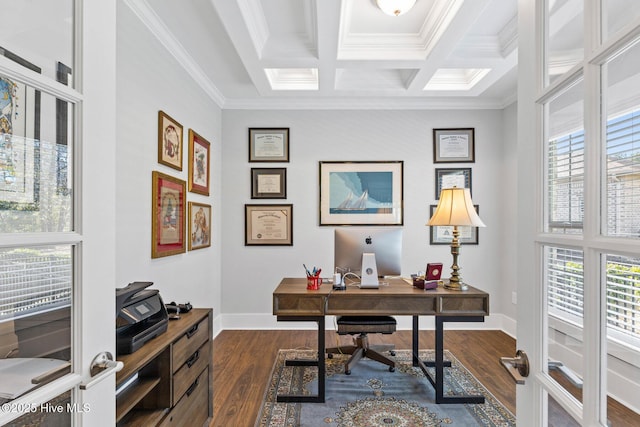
left=345, top=369, right=351, bottom=375
left=390, top=350, right=396, bottom=356
left=389, top=366, right=395, bottom=372
left=328, top=354, right=333, bottom=359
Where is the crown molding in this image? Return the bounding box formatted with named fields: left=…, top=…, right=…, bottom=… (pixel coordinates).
left=123, top=0, right=226, bottom=108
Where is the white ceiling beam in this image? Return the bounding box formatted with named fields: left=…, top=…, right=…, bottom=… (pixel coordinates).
left=406, top=0, right=492, bottom=92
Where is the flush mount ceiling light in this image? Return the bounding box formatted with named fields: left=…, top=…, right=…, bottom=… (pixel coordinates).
left=376, top=0, right=417, bottom=16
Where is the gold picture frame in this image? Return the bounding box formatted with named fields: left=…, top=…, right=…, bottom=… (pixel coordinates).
left=188, top=129, right=211, bottom=196
left=158, top=111, right=183, bottom=170
left=188, top=202, right=212, bottom=250
left=152, top=171, right=186, bottom=258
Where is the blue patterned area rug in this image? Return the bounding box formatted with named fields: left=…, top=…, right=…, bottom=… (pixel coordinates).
left=255, top=349, right=516, bottom=427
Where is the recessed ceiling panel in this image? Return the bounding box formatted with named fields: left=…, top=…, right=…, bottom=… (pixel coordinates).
left=260, top=0, right=318, bottom=58
left=336, top=68, right=417, bottom=90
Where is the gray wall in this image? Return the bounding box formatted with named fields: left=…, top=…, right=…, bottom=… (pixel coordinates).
left=115, top=4, right=222, bottom=316
left=221, top=108, right=518, bottom=330
left=114, top=3, right=519, bottom=333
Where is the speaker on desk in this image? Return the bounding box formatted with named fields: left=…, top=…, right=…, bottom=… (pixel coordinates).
left=360, top=253, right=379, bottom=288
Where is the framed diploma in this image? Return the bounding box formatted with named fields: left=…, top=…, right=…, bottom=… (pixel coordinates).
left=251, top=168, right=287, bottom=199
left=433, top=128, right=475, bottom=163
left=152, top=171, right=186, bottom=258
left=245, top=204, right=293, bottom=246
left=249, top=128, right=289, bottom=162
left=435, top=168, right=472, bottom=199
left=429, top=204, right=479, bottom=245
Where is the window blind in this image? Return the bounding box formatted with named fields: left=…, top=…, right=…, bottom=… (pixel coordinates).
left=547, top=130, right=585, bottom=233
left=606, top=110, right=640, bottom=238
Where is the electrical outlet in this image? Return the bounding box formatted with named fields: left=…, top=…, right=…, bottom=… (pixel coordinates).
left=512, top=292, right=517, bottom=304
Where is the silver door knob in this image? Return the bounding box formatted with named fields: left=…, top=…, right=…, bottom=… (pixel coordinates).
left=500, top=350, right=529, bottom=384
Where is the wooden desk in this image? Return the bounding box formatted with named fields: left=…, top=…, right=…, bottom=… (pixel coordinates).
left=273, top=278, right=490, bottom=404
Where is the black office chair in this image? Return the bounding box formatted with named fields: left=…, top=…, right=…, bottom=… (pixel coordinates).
left=326, top=315, right=396, bottom=375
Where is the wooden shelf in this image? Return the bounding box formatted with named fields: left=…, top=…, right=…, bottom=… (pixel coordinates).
left=116, top=377, right=162, bottom=423
left=119, top=408, right=167, bottom=427
left=116, top=308, right=213, bottom=426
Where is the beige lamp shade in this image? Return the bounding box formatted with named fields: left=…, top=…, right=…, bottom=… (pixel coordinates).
left=428, top=187, right=485, bottom=227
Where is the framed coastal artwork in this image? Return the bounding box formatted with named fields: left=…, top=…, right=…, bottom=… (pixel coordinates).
left=319, top=161, right=403, bottom=226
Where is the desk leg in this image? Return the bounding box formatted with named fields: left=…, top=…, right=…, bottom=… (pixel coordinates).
left=433, top=316, right=485, bottom=404
left=413, top=315, right=485, bottom=404
left=276, top=316, right=325, bottom=403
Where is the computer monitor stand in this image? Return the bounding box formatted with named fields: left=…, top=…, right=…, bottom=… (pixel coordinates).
left=360, top=253, right=379, bottom=288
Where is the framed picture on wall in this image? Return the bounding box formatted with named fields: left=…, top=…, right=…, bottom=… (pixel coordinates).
left=249, top=128, right=289, bottom=162
left=435, top=168, right=472, bottom=199
left=0, top=46, right=41, bottom=211
left=251, top=167, right=287, bottom=199
left=152, top=171, right=186, bottom=258
left=429, top=204, right=480, bottom=245
left=158, top=111, right=183, bottom=170
left=188, top=129, right=211, bottom=196
left=188, top=202, right=211, bottom=250
left=244, top=204, right=293, bottom=246
left=433, top=128, right=475, bottom=163
left=319, top=161, right=403, bottom=226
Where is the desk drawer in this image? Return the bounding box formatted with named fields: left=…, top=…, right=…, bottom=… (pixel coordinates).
left=172, top=318, right=209, bottom=373
left=173, top=342, right=210, bottom=405
left=160, top=368, right=209, bottom=427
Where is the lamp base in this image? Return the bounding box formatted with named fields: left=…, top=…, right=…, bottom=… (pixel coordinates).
left=444, top=279, right=468, bottom=291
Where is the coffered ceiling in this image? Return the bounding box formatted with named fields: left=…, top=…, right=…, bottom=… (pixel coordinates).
left=134, top=0, right=519, bottom=109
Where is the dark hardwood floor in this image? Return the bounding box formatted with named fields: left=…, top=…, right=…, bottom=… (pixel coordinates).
left=211, top=329, right=639, bottom=426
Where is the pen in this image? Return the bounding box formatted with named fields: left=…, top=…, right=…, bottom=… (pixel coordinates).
left=303, top=264, right=311, bottom=276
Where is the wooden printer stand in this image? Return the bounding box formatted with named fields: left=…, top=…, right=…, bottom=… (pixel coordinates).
left=115, top=308, right=212, bottom=427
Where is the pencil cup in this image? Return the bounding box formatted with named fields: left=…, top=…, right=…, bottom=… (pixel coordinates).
left=307, top=277, right=322, bottom=290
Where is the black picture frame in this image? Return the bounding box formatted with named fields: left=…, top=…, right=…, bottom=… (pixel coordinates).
left=245, top=204, right=293, bottom=246
left=249, top=128, right=290, bottom=162
left=433, top=128, right=475, bottom=163
left=251, top=167, right=287, bottom=199
left=319, top=161, right=404, bottom=226
left=435, top=168, right=472, bottom=200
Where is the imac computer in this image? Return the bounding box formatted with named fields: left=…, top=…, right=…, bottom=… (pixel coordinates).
left=334, top=228, right=402, bottom=287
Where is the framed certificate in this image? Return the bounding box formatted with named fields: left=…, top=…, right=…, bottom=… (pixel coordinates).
left=251, top=168, right=286, bottom=199
left=249, top=128, right=289, bottom=162
left=244, top=204, right=293, bottom=246
left=435, top=168, right=471, bottom=199
left=433, top=128, right=475, bottom=163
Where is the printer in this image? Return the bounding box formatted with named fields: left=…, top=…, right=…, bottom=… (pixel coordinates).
left=116, top=281, right=169, bottom=355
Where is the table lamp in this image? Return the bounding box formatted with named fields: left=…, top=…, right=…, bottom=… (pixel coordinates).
left=427, top=187, right=485, bottom=291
